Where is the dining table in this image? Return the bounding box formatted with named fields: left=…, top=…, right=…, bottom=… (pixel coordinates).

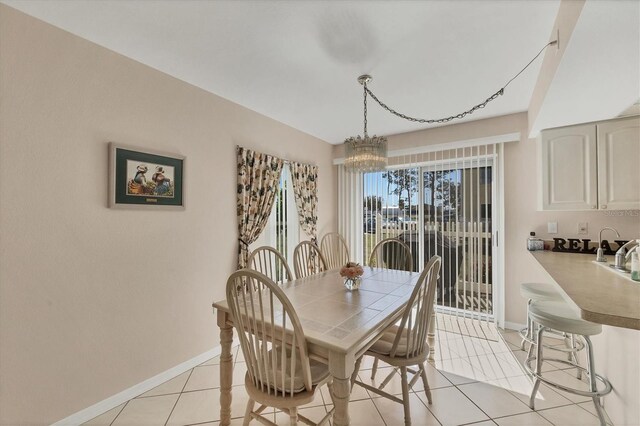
left=212, top=266, right=432, bottom=426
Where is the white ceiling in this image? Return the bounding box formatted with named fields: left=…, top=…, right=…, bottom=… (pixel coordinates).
left=3, top=0, right=561, bottom=144
left=529, top=0, right=640, bottom=135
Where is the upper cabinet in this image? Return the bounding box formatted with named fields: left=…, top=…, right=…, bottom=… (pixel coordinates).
left=597, top=118, right=640, bottom=210
left=540, top=116, right=640, bottom=211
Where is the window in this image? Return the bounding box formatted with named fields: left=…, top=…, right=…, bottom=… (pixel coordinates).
left=363, top=168, right=419, bottom=270
left=251, top=166, right=299, bottom=262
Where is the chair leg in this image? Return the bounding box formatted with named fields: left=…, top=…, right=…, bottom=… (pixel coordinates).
left=350, top=357, right=362, bottom=391
left=371, top=357, right=379, bottom=380
left=419, top=363, right=432, bottom=404
left=379, top=368, right=396, bottom=390
left=529, top=326, right=545, bottom=409
left=289, top=406, right=298, bottom=426
left=400, top=366, right=412, bottom=426
left=243, top=398, right=254, bottom=426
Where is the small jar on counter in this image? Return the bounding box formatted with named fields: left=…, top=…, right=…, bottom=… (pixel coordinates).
left=527, top=232, right=544, bottom=251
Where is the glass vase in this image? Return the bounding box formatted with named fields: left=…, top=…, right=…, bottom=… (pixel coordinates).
left=343, top=277, right=361, bottom=291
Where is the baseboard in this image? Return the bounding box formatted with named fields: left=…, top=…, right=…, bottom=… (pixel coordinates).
left=51, top=346, right=222, bottom=426
left=503, top=321, right=526, bottom=331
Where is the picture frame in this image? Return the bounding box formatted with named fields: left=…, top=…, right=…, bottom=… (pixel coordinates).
left=109, top=142, right=185, bottom=209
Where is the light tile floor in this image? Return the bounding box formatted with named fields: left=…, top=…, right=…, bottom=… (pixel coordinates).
left=84, top=318, right=604, bottom=426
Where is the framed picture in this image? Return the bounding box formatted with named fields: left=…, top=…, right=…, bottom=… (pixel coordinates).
left=109, top=142, right=185, bottom=209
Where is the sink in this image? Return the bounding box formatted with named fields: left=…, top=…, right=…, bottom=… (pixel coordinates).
left=592, top=260, right=635, bottom=282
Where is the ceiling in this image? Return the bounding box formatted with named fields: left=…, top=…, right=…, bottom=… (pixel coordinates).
left=529, top=0, right=640, bottom=135
left=3, top=0, right=561, bottom=144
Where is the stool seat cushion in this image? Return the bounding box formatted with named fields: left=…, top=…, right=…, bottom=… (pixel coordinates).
left=529, top=301, right=602, bottom=336
left=520, top=282, right=561, bottom=301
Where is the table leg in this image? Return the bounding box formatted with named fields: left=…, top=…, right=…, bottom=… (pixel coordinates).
left=329, top=351, right=355, bottom=426
left=428, top=308, right=436, bottom=362
left=218, top=313, right=234, bottom=426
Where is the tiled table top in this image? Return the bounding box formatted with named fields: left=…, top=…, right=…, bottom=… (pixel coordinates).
left=213, top=267, right=420, bottom=353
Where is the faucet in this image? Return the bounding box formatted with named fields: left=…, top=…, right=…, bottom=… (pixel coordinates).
left=614, top=239, right=640, bottom=271
left=596, top=227, right=620, bottom=262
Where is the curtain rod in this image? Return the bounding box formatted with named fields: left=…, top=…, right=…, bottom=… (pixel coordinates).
left=236, top=145, right=315, bottom=167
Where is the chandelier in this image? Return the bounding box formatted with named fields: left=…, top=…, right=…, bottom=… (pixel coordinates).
left=343, top=75, right=387, bottom=173
left=343, top=39, right=557, bottom=173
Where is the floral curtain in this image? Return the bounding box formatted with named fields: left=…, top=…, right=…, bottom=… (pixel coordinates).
left=236, top=146, right=284, bottom=268
left=290, top=161, right=319, bottom=245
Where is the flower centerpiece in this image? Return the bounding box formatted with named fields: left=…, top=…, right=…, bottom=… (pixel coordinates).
left=340, top=262, right=364, bottom=291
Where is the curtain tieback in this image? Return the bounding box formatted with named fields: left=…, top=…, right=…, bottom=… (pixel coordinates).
left=238, top=238, right=250, bottom=256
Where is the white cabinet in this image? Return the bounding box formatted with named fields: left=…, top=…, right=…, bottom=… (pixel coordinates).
left=597, top=117, right=640, bottom=210
left=540, top=116, right=640, bottom=211
left=541, top=124, right=598, bottom=210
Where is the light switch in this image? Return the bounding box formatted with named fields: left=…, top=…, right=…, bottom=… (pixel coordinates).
left=547, top=222, right=558, bottom=234
left=578, top=222, right=588, bottom=234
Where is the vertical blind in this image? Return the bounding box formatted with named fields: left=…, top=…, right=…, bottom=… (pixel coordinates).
left=338, top=142, right=501, bottom=335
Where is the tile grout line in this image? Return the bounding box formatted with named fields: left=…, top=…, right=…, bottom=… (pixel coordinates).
left=106, top=400, right=129, bottom=426
left=410, top=386, right=444, bottom=426
left=163, top=367, right=195, bottom=426
left=451, top=381, right=499, bottom=424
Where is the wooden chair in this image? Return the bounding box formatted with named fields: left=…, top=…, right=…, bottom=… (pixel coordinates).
left=368, top=238, right=414, bottom=378
left=351, top=256, right=442, bottom=426
left=293, top=241, right=328, bottom=279
left=368, top=238, right=413, bottom=272
left=248, top=246, right=293, bottom=284
left=320, top=232, right=350, bottom=270
left=226, top=269, right=334, bottom=425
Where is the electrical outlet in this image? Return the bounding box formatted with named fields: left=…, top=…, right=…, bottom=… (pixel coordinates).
left=548, top=222, right=558, bottom=234
left=578, top=222, right=588, bottom=234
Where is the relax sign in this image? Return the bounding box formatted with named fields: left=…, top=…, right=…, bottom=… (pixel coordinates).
left=552, top=238, right=629, bottom=255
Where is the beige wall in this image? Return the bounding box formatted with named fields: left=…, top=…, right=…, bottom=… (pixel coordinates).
left=0, top=6, right=335, bottom=425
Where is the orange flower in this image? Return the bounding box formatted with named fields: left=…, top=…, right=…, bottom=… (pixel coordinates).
left=340, top=263, right=364, bottom=279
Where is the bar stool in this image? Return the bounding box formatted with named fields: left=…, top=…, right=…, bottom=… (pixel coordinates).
left=520, top=283, right=583, bottom=376
left=519, top=283, right=562, bottom=349
left=525, top=300, right=612, bottom=426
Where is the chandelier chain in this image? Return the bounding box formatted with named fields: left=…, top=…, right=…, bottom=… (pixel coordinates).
left=363, top=82, right=368, bottom=136
left=363, top=40, right=557, bottom=125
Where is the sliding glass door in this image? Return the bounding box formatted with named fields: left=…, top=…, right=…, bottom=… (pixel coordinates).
left=422, top=160, right=494, bottom=318
left=362, top=148, right=498, bottom=322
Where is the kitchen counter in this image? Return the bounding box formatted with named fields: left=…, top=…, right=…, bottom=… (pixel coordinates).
left=531, top=251, right=640, bottom=330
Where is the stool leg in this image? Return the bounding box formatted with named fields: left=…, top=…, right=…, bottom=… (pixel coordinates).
left=525, top=321, right=537, bottom=377
left=563, top=332, right=572, bottom=362
left=529, top=325, right=545, bottom=409
left=584, top=336, right=608, bottom=426
left=521, top=299, right=532, bottom=350
left=569, top=334, right=582, bottom=380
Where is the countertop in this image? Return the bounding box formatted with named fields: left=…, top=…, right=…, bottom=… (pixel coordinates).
left=531, top=251, right=640, bottom=330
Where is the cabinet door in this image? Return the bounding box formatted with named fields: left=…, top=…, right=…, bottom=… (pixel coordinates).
left=597, top=117, right=640, bottom=210
left=541, top=124, right=598, bottom=210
